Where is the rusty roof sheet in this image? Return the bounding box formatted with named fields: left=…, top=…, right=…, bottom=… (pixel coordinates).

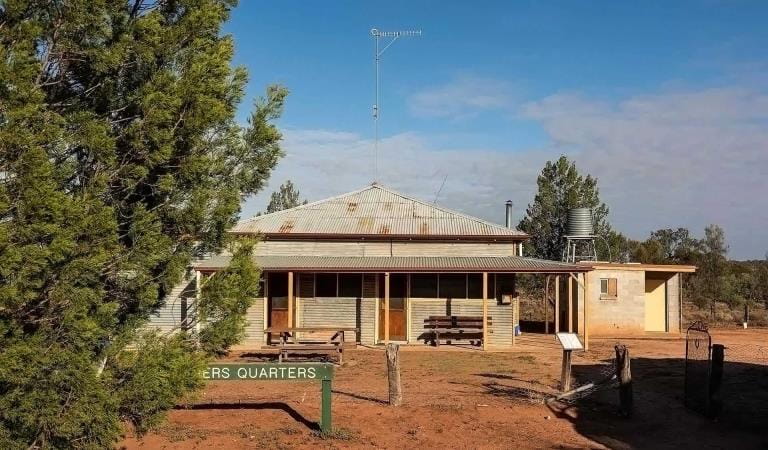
left=232, top=184, right=527, bottom=239
left=194, top=255, right=589, bottom=273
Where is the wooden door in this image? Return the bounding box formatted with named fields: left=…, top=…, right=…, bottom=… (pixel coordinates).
left=268, top=272, right=289, bottom=342
left=379, top=274, right=407, bottom=341
left=645, top=278, right=666, bottom=332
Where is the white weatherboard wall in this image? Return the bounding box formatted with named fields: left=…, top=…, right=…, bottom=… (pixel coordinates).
left=147, top=275, right=196, bottom=334
left=253, top=240, right=519, bottom=257
left=361, top=274, right=377, bottom=345
left=240, top=298, right=265, bottom=347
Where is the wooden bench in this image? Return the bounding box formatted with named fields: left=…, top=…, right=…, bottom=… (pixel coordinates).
left=264, top=327, right=358, bottom=364
left=423, top=315, right=492, bottom=347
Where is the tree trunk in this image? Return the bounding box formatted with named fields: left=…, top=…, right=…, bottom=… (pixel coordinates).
left=386, top=343, right=402, bottom=406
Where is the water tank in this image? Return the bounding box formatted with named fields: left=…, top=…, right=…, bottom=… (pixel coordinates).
left=566, top=208, right=593, bottom=236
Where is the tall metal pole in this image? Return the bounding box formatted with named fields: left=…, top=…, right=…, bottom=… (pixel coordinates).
left=370, top=28, right=421, bottom=182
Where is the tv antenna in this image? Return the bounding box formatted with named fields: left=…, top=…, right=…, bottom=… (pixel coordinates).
left=371, top=28, right=421, bottom=182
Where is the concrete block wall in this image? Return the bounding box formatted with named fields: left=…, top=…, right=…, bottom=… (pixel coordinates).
left=587, top=269, right=646, bottom=335
left=666, top=273, right=681, bottom=333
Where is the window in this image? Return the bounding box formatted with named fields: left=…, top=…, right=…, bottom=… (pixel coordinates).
left=439, top=274, right=467, bottom=299
left=495, top=273, right=516, bottom=302
left=467, top=274, right=484, bottom=298
left=600, top=278, right=618, bottom=299
left=411, top=274, right=438, bottom=298
left=316, top=273, right=337, bottom=297
left=338, top=274, right=362, bottom=297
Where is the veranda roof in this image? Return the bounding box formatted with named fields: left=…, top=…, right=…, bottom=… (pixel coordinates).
left=231, top=184, right=528, bottom=241
left=194, top=255, right=590, bottom=273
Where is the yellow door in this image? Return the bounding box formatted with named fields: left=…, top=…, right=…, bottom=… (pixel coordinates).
left=644, top=278, right=666, bottom=332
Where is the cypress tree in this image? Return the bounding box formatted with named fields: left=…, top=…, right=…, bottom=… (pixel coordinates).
left=0, top=1, right=285, bottom=446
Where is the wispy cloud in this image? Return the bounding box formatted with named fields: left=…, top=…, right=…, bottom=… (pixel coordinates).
left=407, top=75, right=517, bottom=119
left=244, top=84, right=768, bottom=259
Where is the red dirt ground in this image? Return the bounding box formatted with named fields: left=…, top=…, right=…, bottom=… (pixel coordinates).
left=119, top=329, right=768, bottom=449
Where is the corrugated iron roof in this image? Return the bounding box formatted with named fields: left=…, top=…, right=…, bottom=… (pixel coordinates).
left=232, top=184, right=527, bottom=239
left=194, top=255, right=589, bottom=273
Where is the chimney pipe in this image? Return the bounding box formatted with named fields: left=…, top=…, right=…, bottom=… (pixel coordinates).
left=505, top=200, right=513, bottom=228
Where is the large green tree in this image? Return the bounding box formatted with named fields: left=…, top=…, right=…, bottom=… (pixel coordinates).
left=0, top=1, right=284, bottom=447
left=518, top=155, right=612, bottom=261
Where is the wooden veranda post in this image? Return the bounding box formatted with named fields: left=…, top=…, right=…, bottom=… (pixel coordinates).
left=544, top=275, right=550, bottom=334
left=568, top=277, right=573, bottom=333
left=554, top=275, right=560, bottom=334
left=584, top=272, right=589, bottom=351
left=287, top=271, right=294, bottom=327
left=384, top=272, right=390, bottom=344
left=482, top=272, right=488, bottom=351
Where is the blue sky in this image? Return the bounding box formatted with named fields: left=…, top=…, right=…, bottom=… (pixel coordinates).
left=226, top=1, right=768, bottom=259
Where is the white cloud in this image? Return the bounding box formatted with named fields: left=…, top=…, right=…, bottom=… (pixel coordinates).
left=407, top=75, right=516, bottom=119
left=244, top=84, right=768, bottom=260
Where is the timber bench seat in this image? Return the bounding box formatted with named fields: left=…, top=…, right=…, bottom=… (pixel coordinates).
left=264, top=327, right=358, bottom=364
left=424, top=315, right=492, bottom=347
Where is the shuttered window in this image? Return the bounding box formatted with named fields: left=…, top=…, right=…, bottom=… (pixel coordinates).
left=316, top=273, right=337, bottom=297
left=411, top=274, right=438, bottom=298
left=339, top=274, right=362, bottom=297
left=600, top=278, right=618, bottom=299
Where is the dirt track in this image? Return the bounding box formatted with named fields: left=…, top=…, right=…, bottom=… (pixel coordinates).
left=120, top=329, right=768, bottom=449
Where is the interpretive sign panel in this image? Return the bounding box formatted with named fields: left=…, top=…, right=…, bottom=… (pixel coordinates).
left=556, top=332, right=584, bottom=351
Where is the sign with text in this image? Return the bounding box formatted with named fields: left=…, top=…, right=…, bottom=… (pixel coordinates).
left=556, top=332, right=584, bottom=351
left=203, top=363, right=334, bottom=382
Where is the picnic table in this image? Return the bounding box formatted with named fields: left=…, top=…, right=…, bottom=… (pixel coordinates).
left=264, top=327, right=358, bottom=364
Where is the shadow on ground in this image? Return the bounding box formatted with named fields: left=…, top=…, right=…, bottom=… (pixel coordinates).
left=481, top=356, right=768, bottom=449
left=176, top=402, right=318, bottom=430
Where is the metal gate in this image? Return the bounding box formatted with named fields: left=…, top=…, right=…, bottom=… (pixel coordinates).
left=684, top=321, right=711, bottom=415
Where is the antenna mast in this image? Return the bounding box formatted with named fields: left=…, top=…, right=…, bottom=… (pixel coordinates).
left=371, top=28, right=421, bottom=182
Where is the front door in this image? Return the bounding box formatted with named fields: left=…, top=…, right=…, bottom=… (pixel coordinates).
left=268, top=272, right=289, bottom=342
left=644, top=277, right=666, bottom=332
left=379, top=274, right=407, bottom=341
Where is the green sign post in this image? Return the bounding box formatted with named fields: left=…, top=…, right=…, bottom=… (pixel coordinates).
left=203, top=363, right=334, bottom=432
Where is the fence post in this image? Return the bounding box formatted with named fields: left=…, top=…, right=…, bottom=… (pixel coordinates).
left=709, top=344, right=724, bottom=418
left=386, top=343, right=402, bottom=406
left=615, top=344, right=633, bottom=417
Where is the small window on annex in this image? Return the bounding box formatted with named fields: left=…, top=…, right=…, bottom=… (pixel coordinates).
left=439, top=274, right=467, bottom=299
left=338, top=273, right=363, bottom=297
left=410, top=274, right=438, bottom=298
left=600, top=278, right=618, bottom=298
left=315, top=273, right=337, bottom=297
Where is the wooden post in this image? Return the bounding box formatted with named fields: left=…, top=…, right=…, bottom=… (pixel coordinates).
left=482, top=272, right=488, bottom=350
left=384, top=272, right=390, bottom=344
left=195, top=270, right=202, bottom=335
left=560, top=350, right=573, bottom=392
left=320, top=378, right=333, bottom=432
left=615, top=344, right=633, bottom=417
left=287, top=271, right=294, bottom=328
left=554, top=275, right=560, bottom=334
left=567, top=275, right=573, bottom=333
left=709, top=344, right=725, bottom=417
left=544, top=275, right=550, bottom=334
left=584, top=272, right=589, bottom=351
left=386, top=343, right=402, bottom=406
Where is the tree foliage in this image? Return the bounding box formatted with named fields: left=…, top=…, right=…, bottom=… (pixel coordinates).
left=0, top=0, right=285, bottom=446
left=264, top=180, right=307, bottom=214
left=518, top=155, right=613, bottom=261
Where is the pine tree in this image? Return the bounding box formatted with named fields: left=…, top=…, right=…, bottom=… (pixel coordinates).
left=265, top=180, right=307, bottom=213
left=0, top=1, right=285, bottom=446
left=518, top=156, right=612, bottom=261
